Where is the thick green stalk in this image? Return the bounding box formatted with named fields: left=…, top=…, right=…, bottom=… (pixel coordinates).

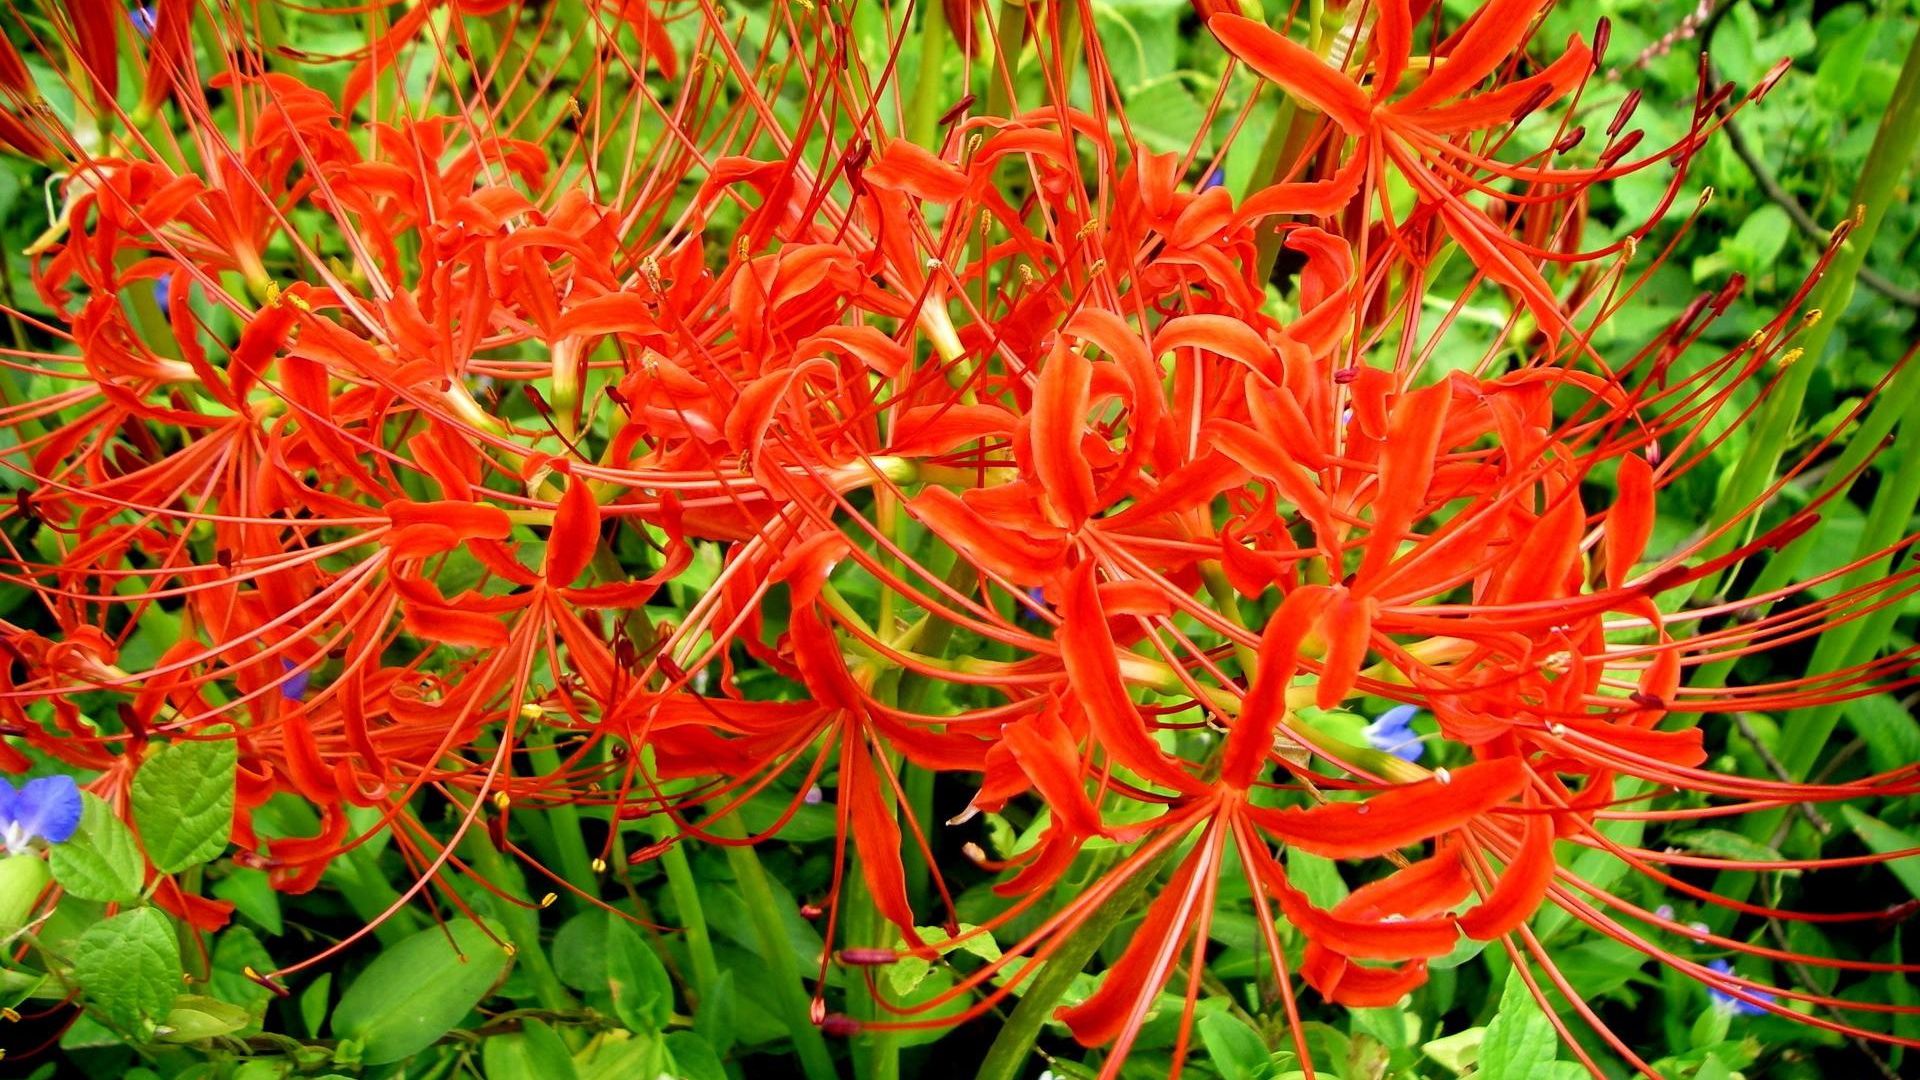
left=656, top=836, right=722, bottom=1010
left=1692, top=355, right=1920, bottom=693
left=844, top=862, right=900, bottom=1080
left=461, top=824, right=578, bottom=1013
left=711, top=815, right=840, bottom=1080
left=523, top=739, right=597, bottom=908
left=908, top=0, right=952, bottom=149
left=974, top=854, right=1167, bottom=1080
left=1684, top=26, right=1920, bottom=917
left=1697, top=24, right=1920, bottom=595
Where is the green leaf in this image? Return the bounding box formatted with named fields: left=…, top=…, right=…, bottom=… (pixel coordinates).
left=1422, top=1026, right=1484, bottom=1074
left=209, top=925, right=276, bottom=1013
left=0, top=853, right=50, bottom=938
left=50, top=794, right=144, bottom=903
left=607, top=916, right=674, bottom=1032
left=1479, top=973, right=1557, bottom=1080
left=211, top=868, right=284, bottom=935
left=553, top=909, right=611, bottom=991
left=1286, top=849, right=1348, bottom=909
left=67, top=907, right=182, bottom=1037
left=299, top=971, right=332, bottom=1039
left=1723, top=205, right=1792, bottom=277
left=1847, top=693, right=1920, bottom=779
left=157, top=994, right=251, bottom=1043
left=1841, top=807, right=1920, bottom=898
left=483, top=1018, right=579, bottom=1080
left=131, top=738, right=237, bottom=874
left=330, top=918, right=511, bottom=1065
left=575, top=1028, right=665, bottom=1080
left=1196, top=1012, right=1269, bottom=1080
left=888, top=923, right=1001, bottom=995
left=1668, top=829, right=1795, bottom=872
left=664, top=1031, right=728, bottom=1080
left=693, top=968, right=735, bottom=1055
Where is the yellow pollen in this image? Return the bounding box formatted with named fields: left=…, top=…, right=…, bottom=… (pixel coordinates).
left=590, top=857, right=609, bottom=874
left=539, top=892, right=558, bottom=908
left=492, top=792, right=511, bottom=811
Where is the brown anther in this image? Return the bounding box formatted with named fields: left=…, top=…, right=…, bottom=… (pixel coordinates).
left=820, top=1014, right=862, bottom=1037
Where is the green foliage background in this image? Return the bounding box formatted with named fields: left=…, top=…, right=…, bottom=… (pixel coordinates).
left=0, top=1, right=1916, bottom=1079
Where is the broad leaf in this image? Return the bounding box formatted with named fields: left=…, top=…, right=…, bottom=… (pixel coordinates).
left=68, top=907, right=181, bottom=1037
left=132, top=739, right=237, bottom=874
left=607, top=916, right=674, bottom=1032
left=483, top=1018, right=578, bottom=1080
left=50, top=794, right=144, bottom=903
left=1479, top=972, right=1557, bottom=1080
left=331, top=918, right=511, bottom=1064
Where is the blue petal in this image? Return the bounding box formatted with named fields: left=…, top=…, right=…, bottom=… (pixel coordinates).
left=1373, top=704, right=1419, bottom=733
left=1018, top=585, right=1048, bottom=622
left=14, top=775, right=82, bottom=844
left=1362, top=705, right=1424, bottom=762
left=0, top=777, right=17, bottom=828
left=1706, top=958, right=1772, bottom=1016
left=281, top=658, right=311, bottom=700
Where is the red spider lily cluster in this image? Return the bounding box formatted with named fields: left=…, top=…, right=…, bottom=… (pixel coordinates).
left=1, top=0, right=1918, bottom=1074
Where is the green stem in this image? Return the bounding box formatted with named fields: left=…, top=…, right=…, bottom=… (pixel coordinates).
left=982, top=0, right=1030, bottom=121
left=524, top=739, right=596, bottom=908
left=974, top=853, right=1168, bottom=1080
left=1244, top=1, right=1338, bottom=283
left=655, top=826, right=721, bottom=1010
left=1697, top=24, right=1920, bottom=597
left=460, top=825, right=577, bottom=1013
left=844, top=862, right=899, bottom=1080
left=908, top=0, right=952, bottom=149
left=711, top=815, right=840, bottom=1080
left=1687, top=24, right=1920, bottom=922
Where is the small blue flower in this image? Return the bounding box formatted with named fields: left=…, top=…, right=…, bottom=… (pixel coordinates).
left=1201, top=165, right=1226, bottom=191
left=280, top=657, right=310, bottom=701
left=1017, top=585, right=1047, bottom=622
left=1706, top=958, right=1771, bottom=1017
left=130, top=6, right=159, bottom=36
left=152, top=272, right=172, bottom=316
left=0, top=775, right=82, bottom=855
left=1361, top=704, right=1425, bottom=762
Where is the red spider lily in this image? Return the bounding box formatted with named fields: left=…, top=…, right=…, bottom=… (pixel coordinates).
left=0, top=1, right=1916, bottom=1077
